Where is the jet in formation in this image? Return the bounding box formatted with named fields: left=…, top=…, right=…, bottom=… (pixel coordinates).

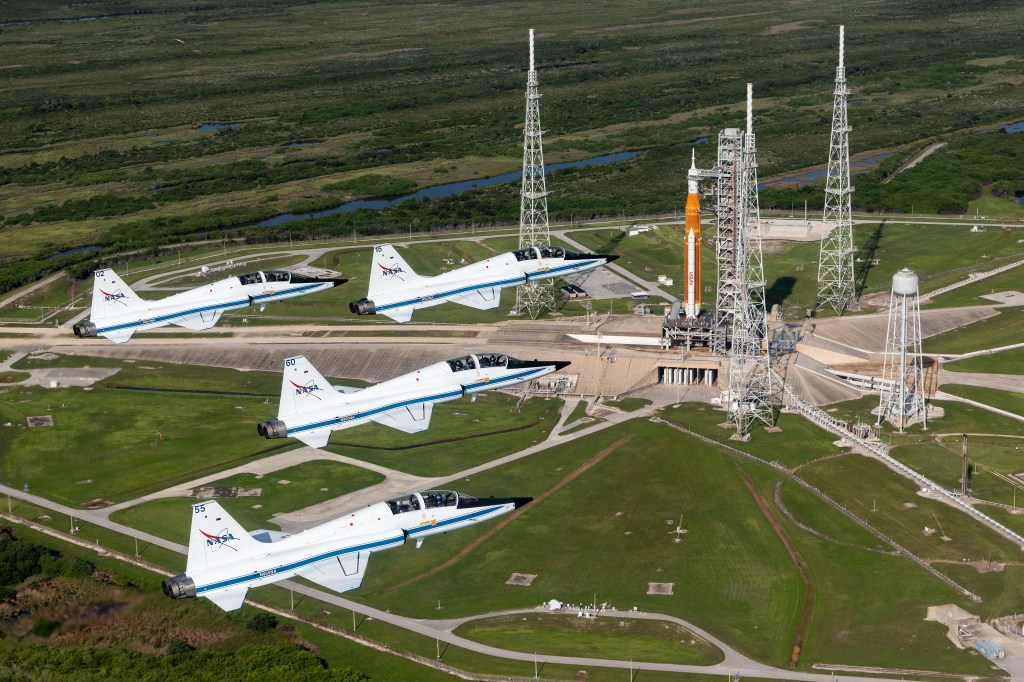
left=348, top=243, right=617, bottom=322
left=163, top=492, right=528, bottom=611
left=257, top=353, right=569, bottom=448
left=73, top=268, right=344, bottom=343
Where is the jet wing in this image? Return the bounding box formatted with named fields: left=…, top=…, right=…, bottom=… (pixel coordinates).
left=175, top=308, right=224, bottom=331
left=450, top=286, right=501, bottom=311
left=380, top=307, right=414, bottom=323
left=295, top=429, right=331, bottom=449
left=370, top=402, right=433, bottom=434
left=206, top=587, right=248, bottom=611
left=103, top=328, right=136, bottom=344
left=295, top=551, right=371, bottom=594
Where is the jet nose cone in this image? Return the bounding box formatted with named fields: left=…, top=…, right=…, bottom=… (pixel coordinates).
left=554, top=360, right=571, bottom=371
left=513, top=497, right=533, bottom=509
left=604, top=254, right=620, bottom=263
left=332, top=278, right=348, bottom=287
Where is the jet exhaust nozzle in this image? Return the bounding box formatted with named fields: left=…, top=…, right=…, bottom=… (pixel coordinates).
left=257, top=418, right=288, bottom=439
left=349, top=298, right=376, bottom=315
left=162, top=574, right=196, bottom=600
left=73, top=321, right=97, bottom=338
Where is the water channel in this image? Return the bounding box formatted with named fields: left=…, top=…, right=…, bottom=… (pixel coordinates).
left=252, top=150, right=640, bottom=228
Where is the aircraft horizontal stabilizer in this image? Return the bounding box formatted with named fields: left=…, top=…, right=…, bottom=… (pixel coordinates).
left=451, top=287, right=501, bottom=311
left=175, top=309, right=224, bottom=331
left=207, top=587, right=248, bottom=611
left=295, top=551, right=371, bottom=594
left=371, top=402, right=433, bottom=434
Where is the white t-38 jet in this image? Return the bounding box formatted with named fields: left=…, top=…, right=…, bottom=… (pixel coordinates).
left=348, top=243, right=617, bottom=322
left=257, top=353, right=570, bottom=449
left=73, top=267, right=345, bottom=343
left=163, top=491, right=529, bottom=611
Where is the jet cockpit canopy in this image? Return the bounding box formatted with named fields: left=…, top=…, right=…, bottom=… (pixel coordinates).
left=385, top=490, right=463, bottom=515
left=237, top=270, right=330, bottom=285
left=445, top=354, right=511, bottom=372
left=513, top=245, right=577, bottom=261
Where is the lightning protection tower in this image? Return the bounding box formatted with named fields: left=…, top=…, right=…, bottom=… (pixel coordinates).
left=877, top=268, right=926, bottom=432
left=727, top=84, right=775, bottom=437
left=514, top=28, right=556, bottom=319
left=816, top=25, right=857, bottom=316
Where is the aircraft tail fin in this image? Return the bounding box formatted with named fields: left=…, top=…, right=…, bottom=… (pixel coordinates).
left=367, top=244, right=423, bottom=298
left=278, top=355, right=346, bottom=419
left=91, top=268, right=146, bottom=322
left=187, top=501, right=263, bottom=574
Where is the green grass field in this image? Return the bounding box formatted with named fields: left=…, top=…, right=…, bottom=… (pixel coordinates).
left=941, top=385, right=1024, bottom=417
left=925, top=265, right=1024, bottom=308
left=453, top=613, right=724, bottom=665
left=944, top=347, right=1024, bottom=375
left=110, top=460, right=385, bottom=540
left=324, top=393, right=564, bottom=477
left=923, top=307, right=1024, bottom=355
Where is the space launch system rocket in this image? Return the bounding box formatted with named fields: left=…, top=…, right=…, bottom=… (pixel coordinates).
left=683, top=149, right=702, bottom=319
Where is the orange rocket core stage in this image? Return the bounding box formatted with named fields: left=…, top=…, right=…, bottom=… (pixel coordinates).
left=684, top=187, right=701, bottom=309
left=683, top=151, right=701, bottom=318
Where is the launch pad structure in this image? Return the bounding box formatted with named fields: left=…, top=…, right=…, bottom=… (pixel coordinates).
left=662, top=85, right=775, bottom=436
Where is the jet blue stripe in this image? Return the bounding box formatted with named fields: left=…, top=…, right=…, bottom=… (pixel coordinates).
left=196, top=532, right=404, bottom=595
left=288, top=367, right=546, bottom=435
left=376, top=260, right=599, bottom=312
left=195, top=506, right=503, bottom=595
left=96, top=283, right=325, bottom=334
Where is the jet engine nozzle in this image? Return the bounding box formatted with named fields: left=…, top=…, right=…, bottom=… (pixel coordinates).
left=257, top=418, right=288, bottom=439
left=349, top=298, right=376, bottom=315
left=162, top=573, right=196, bottom=600
left=73, top=321, right=97, bottom=338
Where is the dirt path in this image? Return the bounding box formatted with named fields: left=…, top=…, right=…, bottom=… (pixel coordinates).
left=379, top=434, right=635, bottom=594
left=735, top=467, right=814, bottom=668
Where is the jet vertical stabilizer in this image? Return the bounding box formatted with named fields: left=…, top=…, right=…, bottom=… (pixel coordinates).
left=82, top=269, right=147, bottom=342
left=277, top=356, right=345, bottom=419
left=186, top=500, right=263, bottom=574
left=367, top=244, right=422, bottom=298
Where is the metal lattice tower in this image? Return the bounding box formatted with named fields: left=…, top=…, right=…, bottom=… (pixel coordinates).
left=727, top=84, right=775, bottom=437
left=514, top=29, right=556, bottom=319
left=816, top=25, right=857, bottom=316
left=711, top=128, right=743, bottom=356
left=877, top=268, right=927, bottom=432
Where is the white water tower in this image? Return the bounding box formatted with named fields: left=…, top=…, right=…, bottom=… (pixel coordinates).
left=877, top=268, right=927, bottom=431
